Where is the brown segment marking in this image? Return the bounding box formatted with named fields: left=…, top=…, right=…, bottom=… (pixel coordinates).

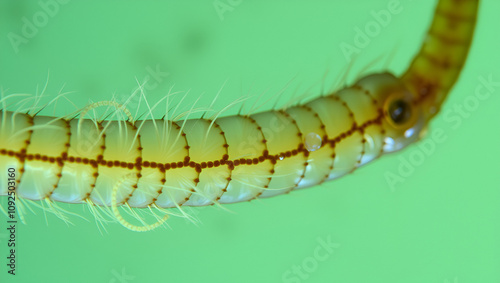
left=340, top=95, right=367, bottom=169
left=151, top=121, right=176, bottom=206
left=87, top=121, right=105, bottom=201
left=428, top=30, right=469, bottom=46
left=122, top=121, right=142, bottom=205
left=420, top=50, right=461, bottom=70
left=16, top=115, right=34, bottom=186
left=296, top=104, right=331, bottom=188
left=318, top=94, right=362, bottom=183
left=154, top=138, right=169, bottom=206
left=172, top=120, right=195, bottom=207
left=277, top=109, right=306, bottom=195
left=241, top=115, right=270, bottom=202
left=0, top=117, right=383, bottom=172
left=212, top=119, right=231, bottom=203
left=435, top=6, right=475, bottom=23
left=352, top=84, right=386, bottom=157
left=1, top=105, right=384, bottom=203
left=49, top=119, right=72, bottom=198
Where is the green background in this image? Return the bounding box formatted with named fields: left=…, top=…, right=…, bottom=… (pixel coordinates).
left=1, top=0, right=499, bottom=282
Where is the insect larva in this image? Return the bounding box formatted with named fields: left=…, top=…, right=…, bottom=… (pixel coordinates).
left=0, top=0, right=479, bottom=231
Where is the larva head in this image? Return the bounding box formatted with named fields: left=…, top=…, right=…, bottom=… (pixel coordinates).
left=356, top=73, right=427, bottom=153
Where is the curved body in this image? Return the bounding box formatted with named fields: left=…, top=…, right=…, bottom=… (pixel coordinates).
left=0, top=0, right=479, bottom=230
left=0, top=74, right=402, bottom=208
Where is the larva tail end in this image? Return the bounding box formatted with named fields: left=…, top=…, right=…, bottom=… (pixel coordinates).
left=401, top=0, right=479, bottom=121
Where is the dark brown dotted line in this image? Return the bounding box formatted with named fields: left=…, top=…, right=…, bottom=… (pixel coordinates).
left=344, top=94, right=367, bottom=169
left=121, top=121, right=142, bottom=206
left=212, top=119, right=231, bottom=203
left=301, top=104, right=334, bottom=185
left=297, top=104, right=330, bottom=187
left=151, top=121, right=176, bottom=205
left=241, top=115, right=270, bottom=201
left=278, top=110, right=307, bottom=195
left=0, top=111, right=385, bottom=196
left=0, top=125, right=372, bottom=175
left=171, top=121, right=195, bottom=207
left=16, top=115, right=34, bottom=186
left=300, top=104, right=329, bottom=151
left=87, top=121, right=105, bottom=201
left=340, top=95, right=368, bottom=169
left=352, top=84, right=386, bottom=158
left=318, top=95, right=361, bottom=183
left=48, top=119, right=72, bottom=198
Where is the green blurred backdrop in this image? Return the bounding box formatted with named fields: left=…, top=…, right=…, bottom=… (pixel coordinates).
left=1, top=0, right=499, bottom=282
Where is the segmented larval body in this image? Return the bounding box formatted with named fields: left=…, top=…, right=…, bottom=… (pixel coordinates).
left=0, top=0, right=479, bottom=230
left=0, top=73, right=406, bottom=208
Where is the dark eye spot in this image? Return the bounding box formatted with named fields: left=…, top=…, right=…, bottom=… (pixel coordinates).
left=388, top=99, right=411, bottom=124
